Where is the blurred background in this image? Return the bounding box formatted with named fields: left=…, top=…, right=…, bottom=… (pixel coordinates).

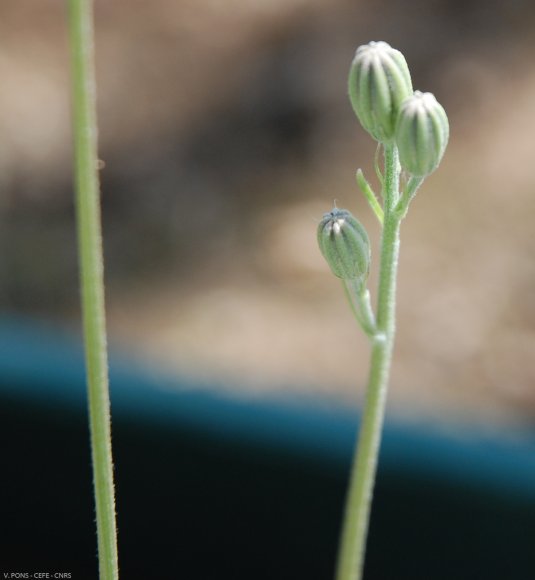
left=2, top=0, right=534, bottom=427
left=2, top=0, right=535, bottom=578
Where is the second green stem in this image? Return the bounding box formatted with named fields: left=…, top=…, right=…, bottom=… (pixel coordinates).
left=336, top=144, right=401, bottom=580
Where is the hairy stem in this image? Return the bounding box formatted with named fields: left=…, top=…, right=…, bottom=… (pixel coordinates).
left=342, top=279, right=378, bottom=339
left=68, top=1, right=119, bottom=578
left=395, top=175, right=424, bottom=219
left=356, top=169, right=384, bottom=225
left=336, top=144, right=401, bottom=580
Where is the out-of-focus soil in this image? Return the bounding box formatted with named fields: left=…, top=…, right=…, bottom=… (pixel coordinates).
left=2, top=0, right=535, bottom=429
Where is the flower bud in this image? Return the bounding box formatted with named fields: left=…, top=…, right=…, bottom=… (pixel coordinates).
left=348, top=41, right=413, bottom=143
left=317, top=208, right=370, bottom=282
left=395, top=91, right=449, bottom=176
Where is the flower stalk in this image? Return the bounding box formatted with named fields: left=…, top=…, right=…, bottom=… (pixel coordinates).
left=335, top=144, right=401, bottom=580
left=68, top=1, right=119, bottom=578
left=317, top=41, right=449, bottom=580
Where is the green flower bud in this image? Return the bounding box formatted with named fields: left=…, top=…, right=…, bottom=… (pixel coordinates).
left=348, top=41, right=413, bottom=143
left=317, top=208, right=370, bottom=282
left=395, top=91, right=449, bottom=176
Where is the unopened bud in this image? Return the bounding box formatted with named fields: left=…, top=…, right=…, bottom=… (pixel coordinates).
left=348, top=41, right=413, bottom=143
left=395, top=91, right=449, bottom=176
left=317, top=208, right=370, bottom=282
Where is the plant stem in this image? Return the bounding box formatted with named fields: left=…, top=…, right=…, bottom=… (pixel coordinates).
left=395, top=175, right=424, bottom=219
left=356, top=169, right=384, bottom=225
left=68, top=1, right=119, bottom=578
left=342, top=279, right=377, bottom=339
left=336, top=144, right=401, bottom=580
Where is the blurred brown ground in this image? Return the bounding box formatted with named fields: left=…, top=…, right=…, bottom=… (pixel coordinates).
left=1, top=0, right=535, bottom=428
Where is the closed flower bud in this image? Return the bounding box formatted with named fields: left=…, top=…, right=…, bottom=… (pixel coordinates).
left=348, top=41, right=413, bottom=143
left=395, top=91, right=449, bottom=176
left=317, top=208, right=370, bottom=282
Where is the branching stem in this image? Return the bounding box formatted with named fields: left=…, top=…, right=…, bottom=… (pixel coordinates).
left=336, top=144, right=401, bottom=580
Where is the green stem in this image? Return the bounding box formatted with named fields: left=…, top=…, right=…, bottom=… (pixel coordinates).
left=356, top=169, right=384, bottom=225
left=342, top=281, right=369, bottom=336
left=374, top=143, right=384, bottom=191
left=336, top=144, right=401, bottom=580
left=342, top=279, right=378, bottom=339
left=395, top=175, right=424, bottom=219
left=68, top=1, right=119, bottom=579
